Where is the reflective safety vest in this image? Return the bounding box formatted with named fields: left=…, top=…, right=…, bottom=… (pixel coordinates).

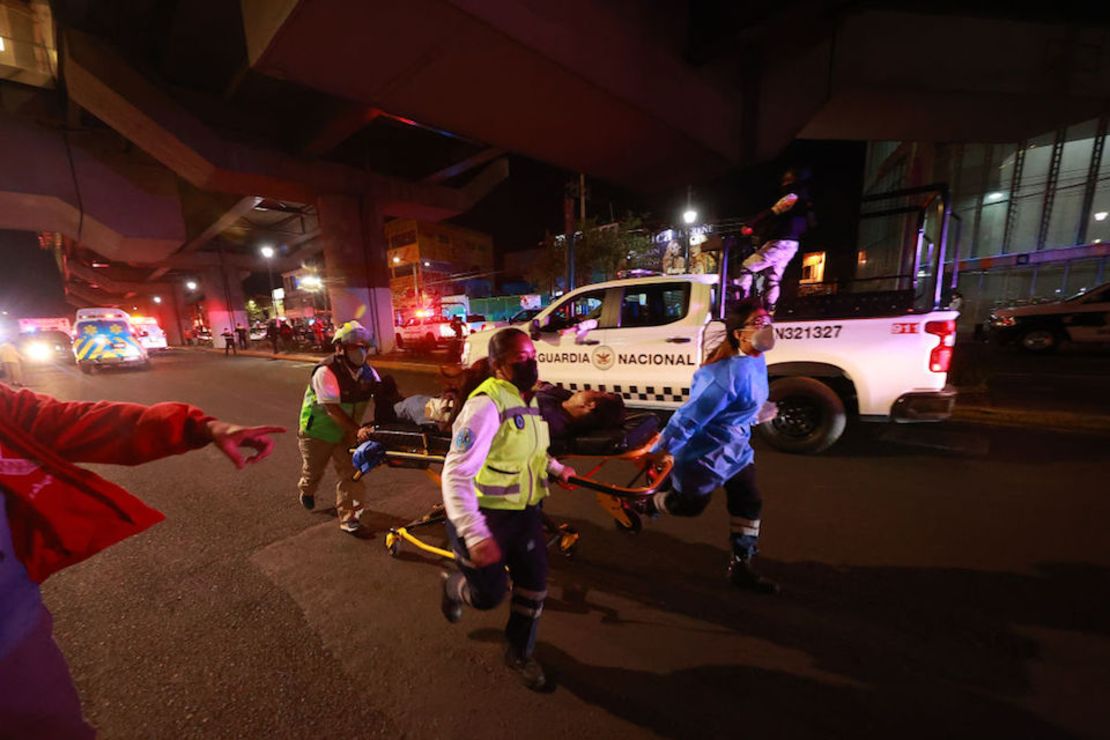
left=298, top=355, right=378, bottom=443
left=470, top=377, right=552, bottom=511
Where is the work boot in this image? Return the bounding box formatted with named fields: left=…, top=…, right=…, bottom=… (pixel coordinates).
left=298, top=492, right=315, bottom=511
left=505, top=647, right=547, bottom=692
left=440, top=572, right=463, bottom=624
left=728, top=555, right=779, bottom=595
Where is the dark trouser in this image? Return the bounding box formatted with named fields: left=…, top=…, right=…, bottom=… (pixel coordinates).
left=445, top=506, right=548, bottom=658
left=661, top=463, right=763, bottom=558
left=0, top=607, right=96, bottom=739
left=224, top=340, right=236, bottom=355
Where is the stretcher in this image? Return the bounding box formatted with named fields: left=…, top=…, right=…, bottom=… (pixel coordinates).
left=350, top=413, right=673, bottom=561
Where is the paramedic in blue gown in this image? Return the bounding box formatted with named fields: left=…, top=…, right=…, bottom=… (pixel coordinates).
left=641, top=300, right=781, bottom=594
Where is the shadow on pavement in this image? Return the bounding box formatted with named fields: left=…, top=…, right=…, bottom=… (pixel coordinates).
left=538, top=518, right=1108, bottom=739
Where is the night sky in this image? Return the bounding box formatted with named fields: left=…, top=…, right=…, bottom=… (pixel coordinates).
left=0, top=230, right=69, bottom=319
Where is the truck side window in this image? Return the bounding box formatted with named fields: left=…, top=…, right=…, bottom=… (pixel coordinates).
left=620, top=283, right=691, bottom=327
left=545, top=290, right=607, bottom=332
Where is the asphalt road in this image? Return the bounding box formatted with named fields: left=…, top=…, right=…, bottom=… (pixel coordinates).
left=22, top=351, right=1110, bottom=739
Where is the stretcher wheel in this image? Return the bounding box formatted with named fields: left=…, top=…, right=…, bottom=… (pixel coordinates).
left=385, top=532, right=401, bottom=557
left=614, top=511, right=642, bottom=534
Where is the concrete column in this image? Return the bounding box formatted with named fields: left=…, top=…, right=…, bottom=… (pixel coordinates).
left=200, top=266, right=248, bottom=338
left=165, top=283, right=187, bottom=345
left=317, top=194, right=395, bottom=353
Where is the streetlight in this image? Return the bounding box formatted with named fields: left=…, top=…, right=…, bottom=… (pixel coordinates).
left=153, top=295, right=162, bottom=304
left=682, top=207, right=699, bottom=271
left=260, top=245, right=276, bottom=318
left=185, top=280, right=197, bottom=291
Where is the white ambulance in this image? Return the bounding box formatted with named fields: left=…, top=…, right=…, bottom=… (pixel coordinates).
left=462, top=185, right=961, bottom=454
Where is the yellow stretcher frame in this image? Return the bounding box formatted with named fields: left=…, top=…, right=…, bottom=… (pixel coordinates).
left=352, top=434, right=673, bottom=561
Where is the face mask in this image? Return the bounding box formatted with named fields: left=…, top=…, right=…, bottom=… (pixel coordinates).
left=750, top=325, right=776, bottom=353
left=508, top=358, right=539, bottom=393
left=345, top=347, right=368, bottom=366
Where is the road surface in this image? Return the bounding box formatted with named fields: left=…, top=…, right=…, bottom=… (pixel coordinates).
left=20, top=351, right=1110, bottom=739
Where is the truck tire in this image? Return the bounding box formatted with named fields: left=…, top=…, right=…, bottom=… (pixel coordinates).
left=757, top=377, right=847, bottom=454
left=395, top=334, right=405, bottom=350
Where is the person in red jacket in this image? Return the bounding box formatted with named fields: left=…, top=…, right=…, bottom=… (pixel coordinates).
left=0, top=384, right=284, bottom=738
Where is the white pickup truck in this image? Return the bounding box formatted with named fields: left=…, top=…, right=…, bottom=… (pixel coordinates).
left=462, top=184, right=961, bottom=454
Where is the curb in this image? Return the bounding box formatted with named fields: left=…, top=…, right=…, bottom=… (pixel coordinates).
left=183, top=346, right=443, bottom=375
left=951, top=404, right=1110, bottom=435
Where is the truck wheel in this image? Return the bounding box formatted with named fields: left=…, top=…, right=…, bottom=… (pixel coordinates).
left=758, top=377, right=847, bottom=454
left=423, top=333, right=436, bottom=353
left=79, top=364, right=93, bottom=375
left=1018, top=327, right=1059, bottom=354
left=395, top=334, right=405, bottom=350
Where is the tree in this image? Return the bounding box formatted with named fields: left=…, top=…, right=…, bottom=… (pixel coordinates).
left=575, top=214, right=659, bottom=281
left=525, top=232, right=566, bottom=295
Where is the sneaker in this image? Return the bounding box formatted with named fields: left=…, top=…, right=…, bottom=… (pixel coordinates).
left=504, top=647, right=547, bottom=691
left=728, top=555, right=779, bottom=595
left=440, top=572, right=463, bottom=624
left=299, top=492, right=315, bottom=511
left=339, top=518, right=362, bottom=534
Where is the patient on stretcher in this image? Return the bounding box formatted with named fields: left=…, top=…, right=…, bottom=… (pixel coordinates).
left=368, top=370, right=653, bottom=455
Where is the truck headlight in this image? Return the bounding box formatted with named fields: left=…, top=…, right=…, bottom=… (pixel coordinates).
left=26, top=342, right=52, bottom=362
left=990, top=315, right=1016, bottom=327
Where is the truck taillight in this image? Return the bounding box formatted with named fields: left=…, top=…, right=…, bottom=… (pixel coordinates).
left=925, top=320, right=956, bottom=373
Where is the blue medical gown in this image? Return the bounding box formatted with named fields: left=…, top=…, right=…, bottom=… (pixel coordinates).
left=652, top=353, right=769, bottom=495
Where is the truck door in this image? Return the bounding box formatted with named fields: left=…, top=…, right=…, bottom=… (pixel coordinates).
left=531, top=287, right=614, bottom=390
left=601, top=282, right=700, bottom=406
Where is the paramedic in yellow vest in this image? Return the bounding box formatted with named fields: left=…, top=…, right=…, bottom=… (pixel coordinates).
left=439, top=328, right=576, bottom=691
left=297, top=321, right=380, bottom=534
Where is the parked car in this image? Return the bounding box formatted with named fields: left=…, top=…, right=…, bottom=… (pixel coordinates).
left=396, top=315, right=469, bottom=351
left=989, top=282, right=1110, bottom=353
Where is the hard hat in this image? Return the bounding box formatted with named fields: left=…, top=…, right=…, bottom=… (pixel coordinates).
left=333, top=321, right=371, bottom=346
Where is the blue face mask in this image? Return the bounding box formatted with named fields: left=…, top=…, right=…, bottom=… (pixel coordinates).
left=345, top=347, right=368, bottom=366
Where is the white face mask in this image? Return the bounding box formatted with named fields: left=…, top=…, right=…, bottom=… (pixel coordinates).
left=750, top=325, right=776, bottom=353
left=737, top=323, right=775, bottom=354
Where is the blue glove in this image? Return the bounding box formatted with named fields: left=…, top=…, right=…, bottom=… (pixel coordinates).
left=351, top=439, right=387, bottom=475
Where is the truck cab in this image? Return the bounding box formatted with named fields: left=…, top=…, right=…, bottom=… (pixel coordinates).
left=462, top=184, right=961, bottom=454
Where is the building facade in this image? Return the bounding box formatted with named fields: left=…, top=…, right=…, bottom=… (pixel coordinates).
left=863, top=116, right=1110, bottom=329
left=384, top=219, right=494, bottom=313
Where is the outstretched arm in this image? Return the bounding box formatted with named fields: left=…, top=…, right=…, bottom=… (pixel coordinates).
left=0, top=386, right=283, bottom=468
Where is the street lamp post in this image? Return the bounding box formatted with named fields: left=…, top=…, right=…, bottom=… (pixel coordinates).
left=260, top=245, right=276, bottom=318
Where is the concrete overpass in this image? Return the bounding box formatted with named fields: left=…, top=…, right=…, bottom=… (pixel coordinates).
left=2, top=0, right=1107, bottom=348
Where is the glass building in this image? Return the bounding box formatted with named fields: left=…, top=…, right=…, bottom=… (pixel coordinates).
left=862, top=116, right=1110, bottom=330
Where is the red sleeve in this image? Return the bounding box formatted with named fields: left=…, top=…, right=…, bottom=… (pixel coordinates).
left=0, top=385, right=213, bottom=465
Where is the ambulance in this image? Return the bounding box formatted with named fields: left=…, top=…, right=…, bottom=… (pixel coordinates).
left=72, top=308, right=150, bottom=373
left=130, top=315, right=169, bottom=351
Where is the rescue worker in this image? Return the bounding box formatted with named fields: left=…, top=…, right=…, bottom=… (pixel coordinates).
left=0, top=340, right=24, bottom=386
left=639, top=300, right=781, bottom=593
left=736, top=167, right=814, bottom=314
left=297, top=321, right=380, bottom=534
left=221, top=327, right=237, bottom=356
left=439, top=328, right=576, bottom=691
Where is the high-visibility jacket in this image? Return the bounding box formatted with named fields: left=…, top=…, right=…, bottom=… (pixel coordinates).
left=470, top=377, right=551, bottom=511
left=298, top=355, right=377, bottom=443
